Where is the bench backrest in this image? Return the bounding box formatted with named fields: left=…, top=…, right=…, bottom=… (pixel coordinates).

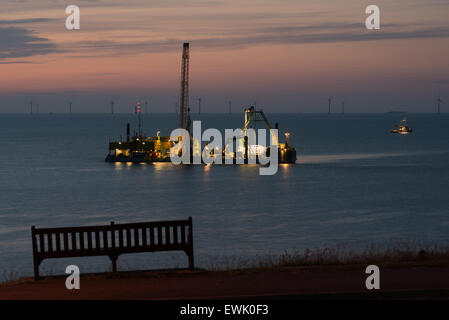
left=31, top=218, right=193, bottom=261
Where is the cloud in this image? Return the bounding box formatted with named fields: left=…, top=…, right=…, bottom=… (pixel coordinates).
left=0, top=60, right=34, bottom=64
left=64, top=24, right=449, bottom=57
left=0, top=18, right=55, bottom=25
left=91, top=72, right=119, bottom=76
left=0, top=26, right=58, bottom=59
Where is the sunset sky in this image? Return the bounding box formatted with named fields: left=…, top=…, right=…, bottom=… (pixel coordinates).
left=0, top=0, right=448, bottom=113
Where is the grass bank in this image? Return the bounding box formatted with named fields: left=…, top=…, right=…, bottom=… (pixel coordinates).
left=205, top=244, right=449, bottom=271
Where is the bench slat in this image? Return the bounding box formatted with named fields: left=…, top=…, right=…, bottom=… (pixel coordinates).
left=134, top=228, right=139, bottom=247
left=111, top=229, right=116, bottom=249
left=181, top=225, right=186, bottom=244
left=95, top=231, right=100, bottom=250
left=173, top=225, right=178, bottom=244
left=119, top=229, right=123, bottom=248
left=39, top=234, right=45, bottom=253
left=142, top=227, right=147, bottom=247
left=64, top=232, right=69, bottom=251
left=87, top=231, right=92, bottom=250
left=47, top=233, right=53, bottom=252
left=126, top=228, right=131, bottom=248
left=56, top=233, right=61, bottom=252
left=165, top=226, right=170, bottom=246
left=103, top=231, right=108, bottom=249
left=157, top=226, right=162, bottom=246
left=71, top=232, right=77, bottom=251
left=150, top=227, right=155, bottom=247
left=79, top=231, right=85, bottom=251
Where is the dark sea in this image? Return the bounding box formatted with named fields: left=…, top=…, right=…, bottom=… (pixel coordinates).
left=0, top=113, right=448, bottom=279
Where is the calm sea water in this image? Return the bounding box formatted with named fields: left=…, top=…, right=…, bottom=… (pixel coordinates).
left=0, top=113, right=448, bottom=278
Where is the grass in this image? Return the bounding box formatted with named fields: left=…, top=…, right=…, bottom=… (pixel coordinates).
left=1, top=242, right=449, bottom=284
left=204, top=243, right=449, bottom=272
left=0, top=270, right=20, bottom=286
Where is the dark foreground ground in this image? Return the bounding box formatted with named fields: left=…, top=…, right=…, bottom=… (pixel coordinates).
left=1, top=261, right=448, bottom=300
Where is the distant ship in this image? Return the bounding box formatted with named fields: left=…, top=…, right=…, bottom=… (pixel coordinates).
left=387, top=111, right=407, bottom=114
left=390, top=119, right=413, bottom=134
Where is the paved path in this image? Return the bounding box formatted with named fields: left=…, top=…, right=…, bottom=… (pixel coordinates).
left=1, top=264, right=448, bottom=299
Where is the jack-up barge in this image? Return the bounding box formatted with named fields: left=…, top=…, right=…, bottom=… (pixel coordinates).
left=105, top=43, right=296, bottom=164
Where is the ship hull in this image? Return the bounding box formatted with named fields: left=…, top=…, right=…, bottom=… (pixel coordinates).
left=105, top=150, right=297, bottom=164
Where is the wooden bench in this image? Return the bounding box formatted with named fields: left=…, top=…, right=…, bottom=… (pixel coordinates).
left=31, top=217, right=194, bottom=280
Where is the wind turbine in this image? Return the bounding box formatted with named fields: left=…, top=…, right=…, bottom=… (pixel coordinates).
left=328, top=97, right=332, bottom=114
left=437, top=92, right=443, bottom=114
left=110, top=100, right=114, bottom=114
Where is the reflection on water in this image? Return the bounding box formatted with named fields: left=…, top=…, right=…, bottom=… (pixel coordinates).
left=300, top=152, right=418, bottom=164
left=152, top=162, right=172, bottom=172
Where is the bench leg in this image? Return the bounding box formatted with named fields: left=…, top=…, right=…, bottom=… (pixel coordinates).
left=111, top=257, right=118, bottom=273
left=33, top=262, right=40, bottom=281
left=188, top=249, right=195, bottom=270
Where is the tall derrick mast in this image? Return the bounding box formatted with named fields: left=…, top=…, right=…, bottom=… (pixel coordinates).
left=136, top=101, right=143, bottom=138
left=179, top=43, right=190, bottom=130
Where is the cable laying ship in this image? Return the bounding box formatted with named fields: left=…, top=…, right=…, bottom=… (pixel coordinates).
left=105, top=43, right=296, bottom=164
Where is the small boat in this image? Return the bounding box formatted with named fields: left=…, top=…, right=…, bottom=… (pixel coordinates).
left=390, top=119, right=412, bottom=134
